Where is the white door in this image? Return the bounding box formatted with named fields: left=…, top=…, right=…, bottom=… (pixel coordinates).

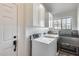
left=0, top=3, right=17, bottom=56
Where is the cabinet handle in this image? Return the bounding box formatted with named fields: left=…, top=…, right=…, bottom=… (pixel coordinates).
left=13, top=40, right=17, bottom=52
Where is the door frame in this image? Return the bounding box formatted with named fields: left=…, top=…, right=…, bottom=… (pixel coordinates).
left=17, top=4, right=26, bottom=56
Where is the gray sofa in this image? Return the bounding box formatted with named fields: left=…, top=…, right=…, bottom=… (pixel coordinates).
left=58, top=29, right=79, bottom=55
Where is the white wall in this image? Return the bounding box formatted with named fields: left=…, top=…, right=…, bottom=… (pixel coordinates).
left=77, top=5, right=79, bottom=30
left=24, top=4, right=49, bottom=56
left=45, top=10, right=49, bottom=27
left=24, top=4, right=33, bottom=28
left=54, top=9, right=77, bottom=30
left=24, top=3, right=33, bottom=56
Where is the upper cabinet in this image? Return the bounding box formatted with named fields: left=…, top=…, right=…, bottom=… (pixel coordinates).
left=39, top=4, right=45, bottom=27
left=33, top=4, right=45, bottom=27
left=45, top=11, right=53, bottom=28
left=33, top=4, right=39, bottom=27
left=24, top=3, right=53, bottom=28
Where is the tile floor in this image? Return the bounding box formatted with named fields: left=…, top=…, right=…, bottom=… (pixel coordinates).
left=58, top=51, right=75, bottom=56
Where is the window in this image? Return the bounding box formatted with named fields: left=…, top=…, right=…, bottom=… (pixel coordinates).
left=66, top=18, right=72, bottom=29
left=62, top=18, right=67, bottom=29
left=54, top=19, right=61, bottom=30
left=49, top=13, right=53, bottom=28
left=57, top=19, right=61, bottom=29
left=53, top=17, right=72, bottom=30
left=62, top=17, right=72, bottom=29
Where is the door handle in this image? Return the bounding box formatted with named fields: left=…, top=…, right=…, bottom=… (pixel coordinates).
left=13, top=40, right=17, bottom=52
left=13, top=36, right=16, bottom=39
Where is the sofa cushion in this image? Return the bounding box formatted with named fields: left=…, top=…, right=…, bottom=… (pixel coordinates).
left=61, top=42, right=76, bottom=52
left=72, top=30, right=78, bottom=37
left=59, top=29, right=72, bottom=37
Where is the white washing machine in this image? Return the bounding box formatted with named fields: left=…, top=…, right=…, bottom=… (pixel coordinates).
left=32, top=37, right=57, bottom=56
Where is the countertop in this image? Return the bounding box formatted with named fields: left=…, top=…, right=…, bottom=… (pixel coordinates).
left=44, top=34, right=59, bottom=38
left=33, top=37, right=57, bottom=44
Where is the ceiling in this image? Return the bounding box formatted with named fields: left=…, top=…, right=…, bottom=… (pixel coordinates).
left=43, top=3, right=78, bottom=15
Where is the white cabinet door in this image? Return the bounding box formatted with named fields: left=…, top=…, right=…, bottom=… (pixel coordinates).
left=39, top=4, right=45, bottom=27
left=33, top=3, right=39, bottom=27
left=33, top=4, right=45, bottom=27
left=0, top=3, right=17, bottom=56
